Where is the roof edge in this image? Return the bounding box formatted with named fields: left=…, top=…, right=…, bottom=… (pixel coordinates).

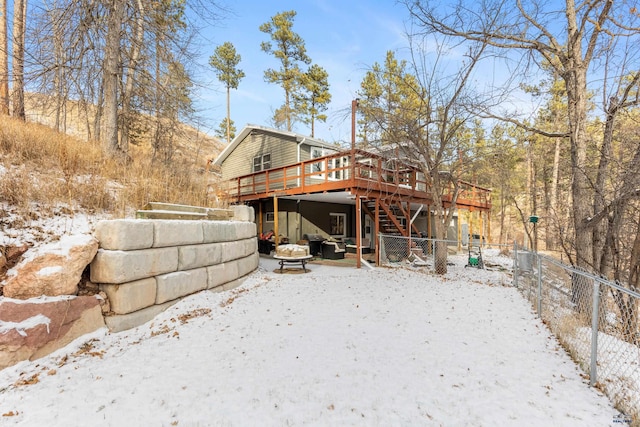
left=212, top=124, right=338, bottom=166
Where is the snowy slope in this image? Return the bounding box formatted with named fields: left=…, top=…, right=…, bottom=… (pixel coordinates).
left=0, top=254, right=619, bottom=426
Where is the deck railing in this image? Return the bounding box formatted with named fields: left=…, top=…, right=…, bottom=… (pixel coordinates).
left=221, top=149, right=491, bottom=209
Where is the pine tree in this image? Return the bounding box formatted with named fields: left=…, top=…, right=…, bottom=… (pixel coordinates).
left=295, top=64, right=331, bottom=138
left=357, top=51, right=421, bottom=147
left=260, top=10, right=311, bottom=131
left=209, top=41, right=245, bottom=144
left=215, top=117, right=236, bottom=141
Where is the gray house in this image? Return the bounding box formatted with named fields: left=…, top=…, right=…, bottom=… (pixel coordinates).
left=213, top=125, right=492, bottom=259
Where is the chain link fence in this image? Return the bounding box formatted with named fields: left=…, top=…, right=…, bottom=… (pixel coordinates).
left=378, top=234, right=444, bottom=267
left=377, top=233, right=510, bottom=270
left=514, top=247, right=640, bottom=424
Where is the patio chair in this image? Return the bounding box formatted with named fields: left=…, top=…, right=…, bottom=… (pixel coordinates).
left=321, top=241, right=346, bottom=259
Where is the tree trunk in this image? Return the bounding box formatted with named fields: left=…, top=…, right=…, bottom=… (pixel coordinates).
left=311, top=111, right=315, bottom=138
left=11, top=0, right=26, bottom=120
left=94, top=80, right=104, bottom=141
left=153, top=34, right=162, bottom=158
left=499, top=185, right=506, bottom=245
left=0, top=0, right=9, bottom=115
left=120, top=0, right=145, bottom=154
left=548, top=138, right=561, bottom=250
left=433, top=211, right=448, bottom=274
left=615, top=214, right=640, bottom=344
left=285, top=88, right=291, bottom=131
left=593, top=97, right=617, bottom=276
left=429, top=172, right=454, bottom=274
left=102, top=0, right=125, bottom=155
left=564, top=62, right=596, bottom=315
left=226, top=86, right=231, bottom=143
left=566, top=69, right=592, bottom=262
left=53, top=6, right=66, bottom=133
left=526, top=138, right=537, bottom=250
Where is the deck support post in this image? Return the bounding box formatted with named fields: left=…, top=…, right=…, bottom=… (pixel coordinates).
left=375, top=198, right=380, bottom=266
left=273, top=195, right=279, bottom=251
left=457, top=209, right=462, bottom=253
left=356, top=194, right=362, bottom=269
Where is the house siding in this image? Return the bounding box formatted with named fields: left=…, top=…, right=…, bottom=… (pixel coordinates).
left=221, top=130, right=299, bottom=180
left=299, top=143, right=312, bottom=161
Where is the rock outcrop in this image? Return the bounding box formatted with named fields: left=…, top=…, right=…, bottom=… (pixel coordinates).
left=2, top=235, right=98, bottom=299
left=0, top=295, right=106, bottom=370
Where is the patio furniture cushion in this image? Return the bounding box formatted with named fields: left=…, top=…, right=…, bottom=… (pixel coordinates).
left=321, top=241, right=346, bottom=259
left=275, top=244, right=310, bottom=258
left=345, top=238, right=371, bottom=254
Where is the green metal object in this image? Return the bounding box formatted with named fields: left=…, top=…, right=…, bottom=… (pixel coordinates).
left=469, top=257, right=479, bottom=266
left=529, top=215, right=539, bottom=223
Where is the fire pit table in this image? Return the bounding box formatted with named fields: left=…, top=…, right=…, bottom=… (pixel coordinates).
left=272, top=254, right=313, bottom=272
left=272, top=244, right=312, bottom=273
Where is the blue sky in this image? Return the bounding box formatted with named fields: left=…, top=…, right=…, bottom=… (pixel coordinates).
left=195, top=0, right=412, bottom=144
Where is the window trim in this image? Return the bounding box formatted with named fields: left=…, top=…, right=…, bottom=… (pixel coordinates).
left=329, top=212, right=347, bottom=238
left=310, top=148, right=348, bottom=181
left=311, top=147, right=325, bottom=177
left=253, top=153, right=271, bottom=172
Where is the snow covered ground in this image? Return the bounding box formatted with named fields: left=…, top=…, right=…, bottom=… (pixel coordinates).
left=0, top=251, right=621, bottom=426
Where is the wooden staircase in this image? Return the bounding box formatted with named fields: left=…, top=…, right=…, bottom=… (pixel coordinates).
left=362, top=198, right=421, bottom=237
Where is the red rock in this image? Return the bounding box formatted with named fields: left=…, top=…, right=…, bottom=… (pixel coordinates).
left=0, top=295, right=105, bottom=370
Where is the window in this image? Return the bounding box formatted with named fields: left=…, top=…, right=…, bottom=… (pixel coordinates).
left=328, top=156, right=349, bottom=180
left=311, top=148, right=349, bottom=180
left=253, top=153, right=271, bottom=172
left=311, top=148, right=324, bottom=174
left=330, top=213, right=346, bottom=237
left=383, top=159, right=396, bottom=183
left=265, top=212, right=275, bottom=222
left=359, top=158, right=373, bottom=178
left=330, top=157, right=342, bottom=180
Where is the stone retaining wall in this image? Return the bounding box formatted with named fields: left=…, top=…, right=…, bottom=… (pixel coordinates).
left=90, top=207, right=258, bottom=332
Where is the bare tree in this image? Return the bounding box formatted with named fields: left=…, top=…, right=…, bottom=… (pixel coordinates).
left=0, top=0, right=9, bottom=115
left=12, top=0, right=26, bottom=120
left=28, top=0, right=108, bottom=138
left=118, top=0, right=144, bottom=153
left=25, top=0, right=223, bottom=159
left=102, top=0, right=124, bottom=155
left=359, top=38, right=492, bottom=273
left=404, top=0, right=640, bottom=274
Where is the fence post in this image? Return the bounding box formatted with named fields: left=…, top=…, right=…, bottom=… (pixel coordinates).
left=536, top=254, right=542, bottom=318
left=589, top=280, right=601, bottom=387
left=513, top=241, right=519, bottom=288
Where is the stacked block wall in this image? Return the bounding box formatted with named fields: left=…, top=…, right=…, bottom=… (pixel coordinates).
left=90, top=214, right=258, bottom=332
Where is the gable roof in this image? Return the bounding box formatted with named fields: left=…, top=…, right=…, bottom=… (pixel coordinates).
left=212, top=124, right=339, bottom=167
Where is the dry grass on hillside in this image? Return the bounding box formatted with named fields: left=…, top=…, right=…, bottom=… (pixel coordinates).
left=24, top=93, right=225, bottom=168
left=0, top=114, right=226, bottom=234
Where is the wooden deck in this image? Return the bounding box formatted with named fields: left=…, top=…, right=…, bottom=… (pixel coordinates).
left=220, top=149, right=491, bottom=212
